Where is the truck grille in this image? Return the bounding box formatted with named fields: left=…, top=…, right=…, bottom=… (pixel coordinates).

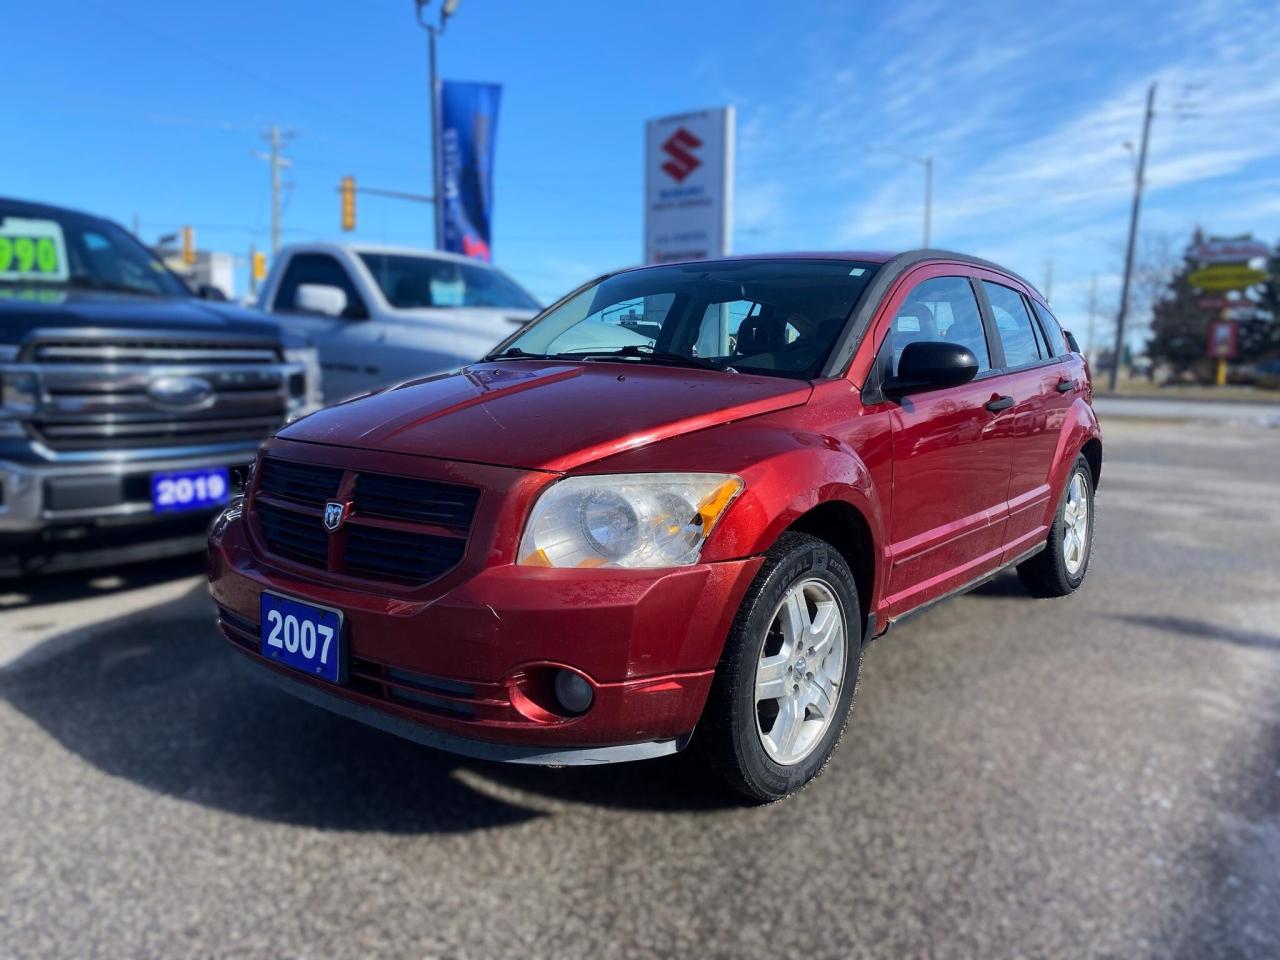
left=252, top=458, right=478, bottom=586
left=27, top=334, right=288, bottom=452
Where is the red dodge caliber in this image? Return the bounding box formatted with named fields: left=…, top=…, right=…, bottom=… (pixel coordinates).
left=208, top=251, right=1101, bottom=802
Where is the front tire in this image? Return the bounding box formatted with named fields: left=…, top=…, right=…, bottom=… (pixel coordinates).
left=699, top=532, right=862, bottom=803
left=1017, top=453, right=1095, bottom=597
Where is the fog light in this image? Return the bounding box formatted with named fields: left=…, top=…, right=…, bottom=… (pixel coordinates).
left=553, top=669, right=594, bottom=714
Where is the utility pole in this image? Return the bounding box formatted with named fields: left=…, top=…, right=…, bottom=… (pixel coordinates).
left=1043, top=259, right=1054, bottom=303
left=253, top=123, right=294, bottom=255
left=1109, top=81, right=1156, bottom=391
left=415, top=0, right=461, bottom=250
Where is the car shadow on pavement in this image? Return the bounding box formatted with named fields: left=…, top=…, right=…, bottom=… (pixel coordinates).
left=1107, top=613, right=1280, bottom=650
left=966, top=570, right=1029, bottom=599
left=0, top=554, right=208, bottom=611
left=0, top=579, right=738, bottom=834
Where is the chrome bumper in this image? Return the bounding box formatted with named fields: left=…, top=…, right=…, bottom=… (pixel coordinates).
left=0, top=446, right=258, bottom=533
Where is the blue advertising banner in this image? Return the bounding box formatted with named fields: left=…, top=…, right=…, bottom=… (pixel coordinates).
left=438, top=81, right=501, bottom=261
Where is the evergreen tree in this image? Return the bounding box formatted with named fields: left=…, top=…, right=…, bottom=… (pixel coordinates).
left=1147, top=244, right=1209, bottom=378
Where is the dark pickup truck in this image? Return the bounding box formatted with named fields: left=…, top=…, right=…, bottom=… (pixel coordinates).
left=0, top=197, right=320, bottom=575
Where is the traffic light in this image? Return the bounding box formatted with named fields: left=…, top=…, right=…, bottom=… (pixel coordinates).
left=340, top=176, right=356, bottom=231
left=251, top=250, right=267, bottom=282
left=181, top=225, right=195, bottom=265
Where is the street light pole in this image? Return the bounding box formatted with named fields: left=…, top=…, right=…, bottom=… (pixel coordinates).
left=415, top=0, right=460, bottom=251
left=1109, top=81, right=1156, bottom=392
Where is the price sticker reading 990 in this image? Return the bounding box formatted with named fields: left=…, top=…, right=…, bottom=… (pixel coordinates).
left=0, top=218, right=69, bottom=282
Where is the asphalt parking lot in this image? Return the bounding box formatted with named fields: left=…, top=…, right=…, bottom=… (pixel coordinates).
left=2, top=417, right=1278, bottom=959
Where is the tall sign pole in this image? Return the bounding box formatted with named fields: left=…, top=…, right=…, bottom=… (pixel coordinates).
left=1110, top=81, right=1156, bottom=391
left=428, top=23, right=441, bottom=250
left=415, top=0, right=460, bottom=250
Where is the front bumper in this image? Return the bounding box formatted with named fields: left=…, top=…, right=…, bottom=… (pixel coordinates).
left=0, top=447, right=256, bottom=574
left=209, top=511, right=762, bottom=760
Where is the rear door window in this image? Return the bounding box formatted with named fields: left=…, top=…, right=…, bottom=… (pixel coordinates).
left=983, top=281, right=1043, bottom=368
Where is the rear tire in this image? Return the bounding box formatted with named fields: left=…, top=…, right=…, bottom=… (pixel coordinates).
left=1017, top=453, right=1095, bottom=598
left=698, top=532, right=862, bottom=804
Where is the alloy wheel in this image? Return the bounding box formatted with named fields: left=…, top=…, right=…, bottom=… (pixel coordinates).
left=1062, top=471, right=1090, bottom=576
left=754, top=578, right=846, bottom=765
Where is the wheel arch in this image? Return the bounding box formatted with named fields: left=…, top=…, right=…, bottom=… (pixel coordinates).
left=1080, top=436, right=1102, bottom=491
left=784, top=500, right=877, bottom=628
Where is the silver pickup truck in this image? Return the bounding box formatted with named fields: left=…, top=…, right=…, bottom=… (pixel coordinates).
left=257, top=243, right=540, bottom=401
left=0, top=197, right=320, bottom=575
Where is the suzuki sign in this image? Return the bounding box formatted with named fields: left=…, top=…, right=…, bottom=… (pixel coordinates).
left=644, top=107, right=734, bottom=264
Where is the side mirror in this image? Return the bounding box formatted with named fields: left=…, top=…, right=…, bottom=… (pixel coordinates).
left=197, top=284, right=227, bottom=302
left=882, top=341, right=979, bottom=397
left=295, top=283, right=348, bottom=317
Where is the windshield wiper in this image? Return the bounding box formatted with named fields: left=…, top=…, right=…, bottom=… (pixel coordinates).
left=556, top=344, right=731, bottom=372
left=485, top=346, right=557, bottom=361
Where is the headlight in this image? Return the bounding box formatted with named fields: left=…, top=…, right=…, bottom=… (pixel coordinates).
left=0, top=364, right=39, bottom=425
left=284, top=346, right=323, bottom=415
left=518, top=473, right=743, bottom=569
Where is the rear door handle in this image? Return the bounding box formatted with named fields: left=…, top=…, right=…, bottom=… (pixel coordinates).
left=985, top=395, right=1015, bottom=413
left=1055, top=378, right=1078, bottom=393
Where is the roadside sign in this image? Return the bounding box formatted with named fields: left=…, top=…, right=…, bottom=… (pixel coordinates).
left=1188, top=264, right=1268, bottom=291
left=1206, top=319, right=1239, bottom=360
left=1191, top=237, right=1270, bottom=264
left=644, top=106, right=734, bottom=264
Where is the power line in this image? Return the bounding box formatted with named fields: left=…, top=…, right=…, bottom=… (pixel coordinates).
left=71, top=0, right=427, bottom=150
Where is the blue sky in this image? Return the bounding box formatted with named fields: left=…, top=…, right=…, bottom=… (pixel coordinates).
left=6, top=0, right=1279, bottom=348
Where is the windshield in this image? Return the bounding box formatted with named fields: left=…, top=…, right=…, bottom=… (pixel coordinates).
left=493, top=259, right=880, bottom=380
left=0, top=202, right=189, bottom=298
left=359, top=252, right=541, bottom=310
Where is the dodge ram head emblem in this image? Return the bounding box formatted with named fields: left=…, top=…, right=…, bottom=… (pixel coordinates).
left=323, top=501, right=348, bottom=533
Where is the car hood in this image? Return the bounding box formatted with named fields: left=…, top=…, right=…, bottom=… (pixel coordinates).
left=280, top=360, right=812, bottom=472
left=386, top=305, right=537, bottom=340
left=0, top=287, right=284, bottom=340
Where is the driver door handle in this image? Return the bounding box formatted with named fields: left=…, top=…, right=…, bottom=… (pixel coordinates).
left=985, top=394, right=1015, bottom=413
left=1056, top=377, right=1078, bottom=393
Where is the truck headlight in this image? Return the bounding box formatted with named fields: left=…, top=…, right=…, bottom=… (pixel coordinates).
left=0, top=367, right=39, bottom=433
left=284, top=347, right=323, bottom=415
left=517, top=473, right=743, bottom=569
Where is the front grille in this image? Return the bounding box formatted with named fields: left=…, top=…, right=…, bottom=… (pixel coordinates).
left=33, top=340, right=279, bottom=365
left=259, top=458, right=343, bottom=506
left=251, top=461, right=478, bottom=586
left=28, top=334, right=287, bottom=452
left=257, top=501, right=330, bottom=568
left=353, top=473, right=479, bottom=528
left=345, top=525, right=467, bottom=582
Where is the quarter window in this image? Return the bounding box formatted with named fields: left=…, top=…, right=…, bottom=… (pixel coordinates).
left=883, top=276, right=990, bottom=377
left=983, top=281, right=1042, bottom=368
left=1032, top=301, right=1066, bottom=356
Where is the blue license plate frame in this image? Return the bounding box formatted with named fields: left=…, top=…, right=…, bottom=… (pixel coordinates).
left=150, top=466, right=231, bottom=513
left=259, top=592, right=346, bottom=684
